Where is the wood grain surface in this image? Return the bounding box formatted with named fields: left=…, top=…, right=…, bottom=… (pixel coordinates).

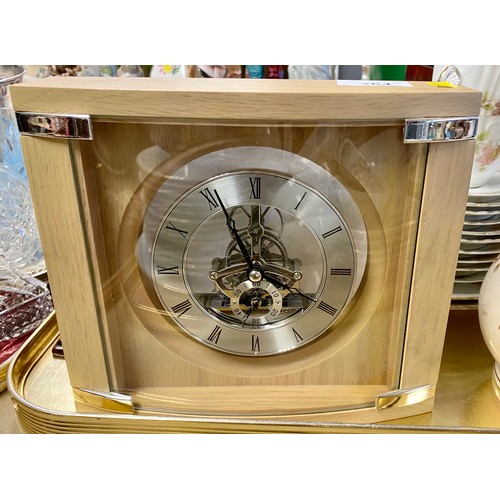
left=11, top=77, right=481, bottom=121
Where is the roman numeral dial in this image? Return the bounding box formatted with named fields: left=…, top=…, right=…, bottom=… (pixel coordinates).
left=157, top=265, right=179, bottom=275
left=172, top=300, right=192, bottom=317
left=322, top=226, right=342, bottom=239
left=148, top=163, right=363, bottom=357
left=249, top=177, right=261, bottom=199
left=207, top=326, right=221, bottom=344
left=164, top=221, right=188, bottom=238
left=331, top=268, right=351, bottom=276
left=199, top=187, right=219, bottom=211
left=318, top=301, right=338, bottom=316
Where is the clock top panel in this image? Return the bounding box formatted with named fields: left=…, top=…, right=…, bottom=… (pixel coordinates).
left=10, top=77, right=481, bottom=122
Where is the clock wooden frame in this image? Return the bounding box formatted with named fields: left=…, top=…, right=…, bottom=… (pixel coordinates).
left=11, top=77, right=480, bottom=426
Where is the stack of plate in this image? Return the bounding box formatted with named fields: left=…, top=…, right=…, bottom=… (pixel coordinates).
left=452, top=171, right=500, bottom=308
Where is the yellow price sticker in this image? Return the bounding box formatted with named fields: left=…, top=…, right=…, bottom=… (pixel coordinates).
left=427, top=81, right=458, bottom=88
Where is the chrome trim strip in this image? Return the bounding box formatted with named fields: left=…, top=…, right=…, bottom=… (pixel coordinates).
left=404, top=117, right=478, bottom=143
left=376, top=384, right=435, bottom=410
left=15, top=112, right=93, bottom=140
left=73, top=387, right=135, bottom=414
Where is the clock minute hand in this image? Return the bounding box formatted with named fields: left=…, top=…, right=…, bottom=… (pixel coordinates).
left=214, top=190, right=253, bottom=268
left=214, top=190, right=315, bottom=304
left=260, top=271, right=317, bottom=304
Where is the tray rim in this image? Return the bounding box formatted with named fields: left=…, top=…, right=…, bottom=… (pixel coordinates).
left=6, top=312, right=500, bottom=434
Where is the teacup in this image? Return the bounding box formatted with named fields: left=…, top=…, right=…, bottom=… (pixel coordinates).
left=470, top=117, right=500, bottom=188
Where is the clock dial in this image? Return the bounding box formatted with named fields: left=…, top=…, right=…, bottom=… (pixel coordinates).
left=149, top=169, right=361, bottom=356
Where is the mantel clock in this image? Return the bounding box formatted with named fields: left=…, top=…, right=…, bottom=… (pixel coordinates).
left=11, top=78, right=480, bottom=427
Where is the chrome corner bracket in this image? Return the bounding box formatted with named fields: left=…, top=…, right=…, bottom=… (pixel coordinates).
left=376, top=384, right=435, bottom=410
left=15, top=112, right=93, bottom=140
left=403, top=117, right=478, bottom=143
left=73, top=387, right=135, bottom=414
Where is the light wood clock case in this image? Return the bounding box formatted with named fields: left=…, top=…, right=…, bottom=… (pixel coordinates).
left=12, top=78, right=480, bottom=426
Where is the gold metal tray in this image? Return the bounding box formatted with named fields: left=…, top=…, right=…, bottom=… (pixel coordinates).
left=0, top=359, right=9, bottom=393
left=1, top=336, right=32, bottom=393
left=0, top=269, right=49, bottom=393
left=6, top=310, right=500, bottom=433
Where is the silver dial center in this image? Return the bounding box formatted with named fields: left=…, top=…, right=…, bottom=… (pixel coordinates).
left=230, top=279, right=283, bottom=325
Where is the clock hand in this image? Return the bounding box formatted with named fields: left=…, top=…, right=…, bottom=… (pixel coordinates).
left=214, top=189, right=253, bottom=268
left=249, top=205, right=264, bottom=258
left=241, top=302, right=257, bottom=324
left=260, top=271, right=317, bottom=303
left=214, top=190, right=315, bottom=304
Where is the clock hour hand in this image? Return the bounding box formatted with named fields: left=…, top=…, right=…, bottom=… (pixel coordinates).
left=214, top=189, right=253, bottom=268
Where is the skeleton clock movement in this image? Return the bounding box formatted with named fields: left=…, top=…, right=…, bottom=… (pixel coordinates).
left=12, top=78, right=480, bottom=428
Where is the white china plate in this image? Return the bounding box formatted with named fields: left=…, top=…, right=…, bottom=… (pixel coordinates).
left=456, top=265, right=491, bottom=274
left=466, top=203, right=500, bottom=212
left=462, top=228, right=500, bottom=237
left=460, top=237, right=500, bottom=245
left=452, top=282, right=481, bottom=300
left=454, top=271, right=487, bottom=283
left=459, top=248, right=500, bottom=257
left=455, top=270, right=488, bottom=280
left=459, top=242, right=500, bottom=254
left=469, top=172, right=500, bottom=201
left=464, top=210, right=500, bottom=221
left=467, top=200, right=500, bottom=209
left=463, top=219, right=500, bottom=228
left=465, top=210, right=500, bottom=220
left=457, top=255, right=497, bottom=264
left=450, top=300, right=478, bottom=309
left=468, top=171, right=500, bottom=201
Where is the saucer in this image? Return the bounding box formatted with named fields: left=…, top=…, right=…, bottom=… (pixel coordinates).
left=468, top=171, right=500, bottom=202
left=452, top=282, right=481, bottom=300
